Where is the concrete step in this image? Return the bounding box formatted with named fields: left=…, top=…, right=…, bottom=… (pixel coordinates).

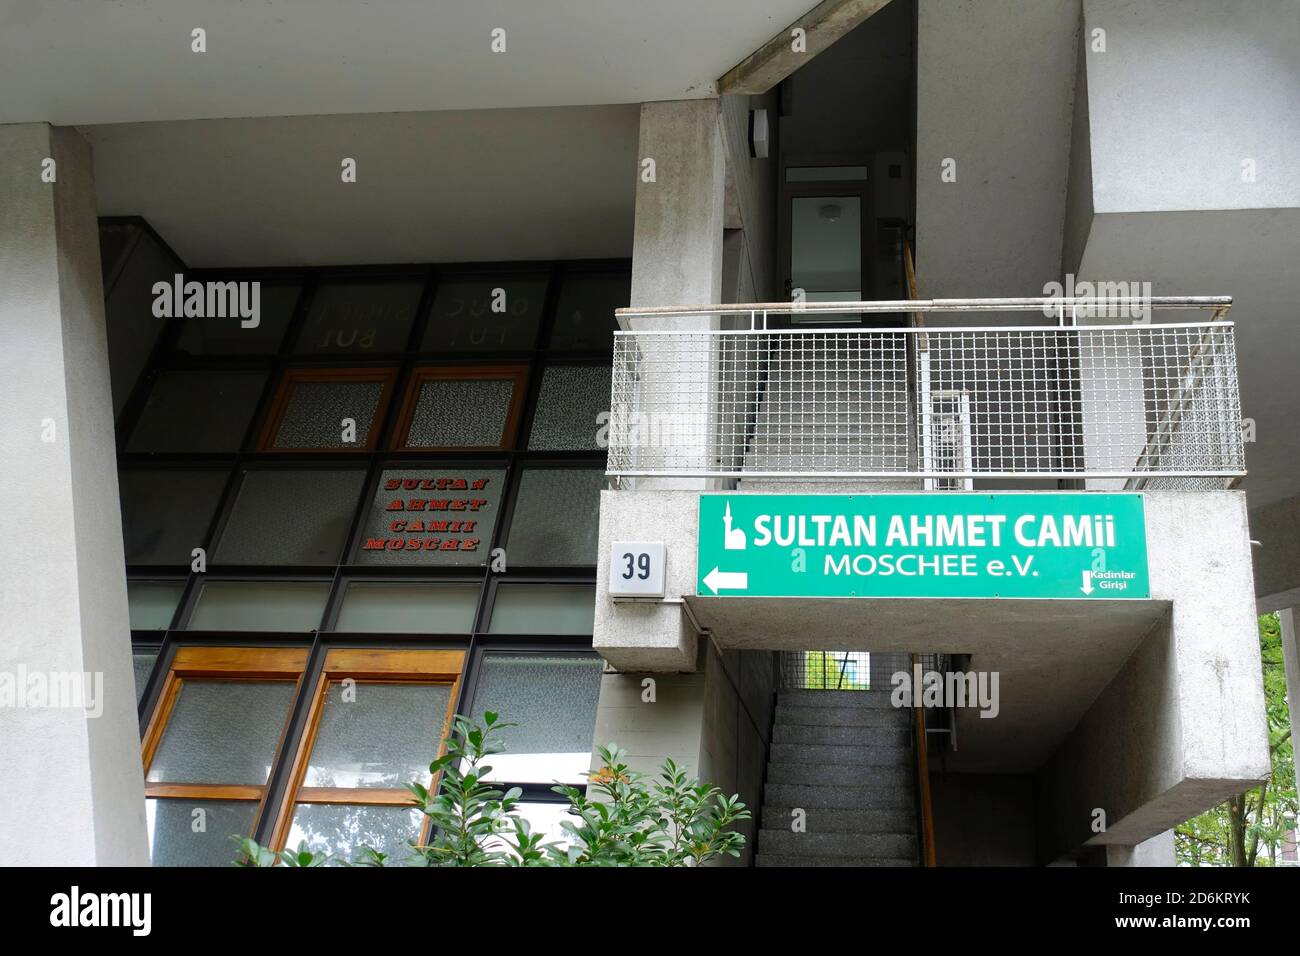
left=773, top=723, right=911, bottom=747
left=764, top=781, right=914, bottom=810
left=759, top=806, right=915, bottom=835
left=775, top=703, right=911, bottom=727
left=769, top=742, right=911, bottom=766
left=755, top=854, right=916, bottom=867
left=757, top=829, right=917, bottom=859
left=778, top=689, right=898, bottom=708
left=764, top=760, right=912, bottom=787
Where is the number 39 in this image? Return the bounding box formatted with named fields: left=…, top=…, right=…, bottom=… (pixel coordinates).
left=622, top=552, right=651, bottom=580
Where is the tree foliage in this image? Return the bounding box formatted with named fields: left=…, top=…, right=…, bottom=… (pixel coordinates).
left=234, top=711, right=750, bottom=867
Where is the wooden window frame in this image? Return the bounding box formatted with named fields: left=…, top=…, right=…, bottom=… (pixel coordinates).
left=139, top=646, right=311, bottom=853
left=270, top=648, right=465, bottom=854
left=390, top=365, right=528, bottom=452
left=258, top=366, right=399, bottom=453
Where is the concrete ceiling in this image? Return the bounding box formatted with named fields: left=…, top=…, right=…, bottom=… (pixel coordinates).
left=687, top=594, right=1168, bottom=774
left=0, top=0, right=816, bottom=125
left=82, top=106, right=641, bottom=267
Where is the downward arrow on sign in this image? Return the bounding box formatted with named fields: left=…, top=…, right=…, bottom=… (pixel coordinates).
left=1081, top=570, right=1094, bottom=595
left=703, top=567, right=748, bottom=594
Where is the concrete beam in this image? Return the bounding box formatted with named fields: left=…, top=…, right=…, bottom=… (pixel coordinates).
left=716, top=0, right=894, bottom=95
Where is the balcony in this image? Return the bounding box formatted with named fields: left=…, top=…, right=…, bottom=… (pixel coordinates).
left=607, top=297, right=1243, bottom=490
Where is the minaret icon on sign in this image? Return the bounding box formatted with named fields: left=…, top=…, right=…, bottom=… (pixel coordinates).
left=723, top=501, right=747, bottom=551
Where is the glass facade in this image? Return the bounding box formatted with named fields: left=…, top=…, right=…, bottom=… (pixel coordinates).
left=114, top=255, right=626, bottom=865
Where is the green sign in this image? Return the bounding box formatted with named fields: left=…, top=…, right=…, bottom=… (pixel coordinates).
left=697, top=494, right=1150, bottom=600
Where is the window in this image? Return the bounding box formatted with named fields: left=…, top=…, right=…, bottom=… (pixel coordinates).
left=393, top=366, right=528, bottom=450
left=127, top=581, right=185, bottom=630
left=141, top=647, right=308, bottom=867
left=332, top=581, right=480, bottom=633
left=550, top=273, right=628, bottom=351
left=506, top=467, right=604, bottom=566
left=489, top=584, right=596, bottom=635
left=259, top=368, right=398, bottom=451
left=175, top=281, right=301, bottom=355
left=187, top=581, right=330, bottom=631
left=469, top=652, right=602, bottom=784
left=353, top=467, right=506, bottom=567
left=295, top=279, right=423, bottom=355
left=119, top=469, right=229, bottom=567
left=126, top=370, right=267, bottom=453
left=112, top=256, right=623, bottom=861
left=528, top=365, right=610, bottom=450
left=271, top=648, right=464, bottom=864
left=423, top=276, right=548, bottom=353
left=213, top=468, right=366, bottom=566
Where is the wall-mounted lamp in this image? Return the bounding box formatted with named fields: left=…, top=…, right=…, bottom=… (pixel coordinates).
left=748, top=108, right=769, bottom=159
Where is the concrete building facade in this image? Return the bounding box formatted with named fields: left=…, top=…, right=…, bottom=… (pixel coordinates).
left=0, top=0, right=1294, bottom=867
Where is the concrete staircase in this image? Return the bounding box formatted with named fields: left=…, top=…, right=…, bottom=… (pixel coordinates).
left=756, top=688, right=919, bottom=867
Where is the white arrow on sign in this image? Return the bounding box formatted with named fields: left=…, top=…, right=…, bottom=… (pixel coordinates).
left=703, top=567, right=748, bottom=594
left=1081, top=570, right=1094, bottom=595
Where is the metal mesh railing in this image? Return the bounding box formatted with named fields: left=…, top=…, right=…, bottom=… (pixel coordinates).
left=607, top=311, right=1243, bottom=487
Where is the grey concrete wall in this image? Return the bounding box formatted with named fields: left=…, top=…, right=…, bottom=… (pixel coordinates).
left=585, top=643, right=777, bottom=866
left=0, top=123, right=149, bottom=865
left=1251, top=493, right=1300, bottom=612
left=720, top=93, right=777, bottom=303
left=1061, top=10, right=1093, bottom=277
left=1036, top=491, right=1269, bottom=861
left=931, top=772, right=1037, bottom=866
left=1083, top=0, right=1300, bottom=215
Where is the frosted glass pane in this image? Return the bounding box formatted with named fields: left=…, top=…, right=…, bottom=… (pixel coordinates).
left=404, top=378, right=513, bottom=448
left=214, top=469, right=365, bottom=565
left=489, top=585, right=595, bottom=635
left=133, top=651, right=159, bottom=704
left=423, top=277, right=547, bottom=352
left=147, top=798, right=258, bottom=867
left=296, top=280, right=422, bottom=354
left=354, top=468, right=505, bottom=567
left=304, top=682, right=451, bottom=789
left=508, top=468, right=603, bottom=566
left=528, top=365, right=610, bottom=450
left=550, top=274, right=628, bottom=351
left=127, top=370, right=266, bottom=453
left=484, top=801, right=573, bottom=852
left=271, top=379, right=385, bottom=449
left=188, top=581, right=329, bottom=631
left=120, top=469, right=228, bottom=566
left=470, top=653, right=602, bottom=783
left=176, top=281, right=300, bottom=355
left=147, top=679, right=296, bottom=785
left=334, top=582, right=478, bottom=633
left=287, top=804, right=423, bottom=865
left=128, top=581, right=184, bottom=630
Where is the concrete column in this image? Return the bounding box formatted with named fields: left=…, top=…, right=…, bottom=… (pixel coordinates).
left=625, top=99, right=726, bottom=492
left=0, top=123, right=149, bottom=865
left=1280, top=608, right=1300, bottom=807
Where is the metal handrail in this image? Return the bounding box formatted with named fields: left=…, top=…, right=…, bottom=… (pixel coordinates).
left=616, top=295, right=1232, bottom=325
